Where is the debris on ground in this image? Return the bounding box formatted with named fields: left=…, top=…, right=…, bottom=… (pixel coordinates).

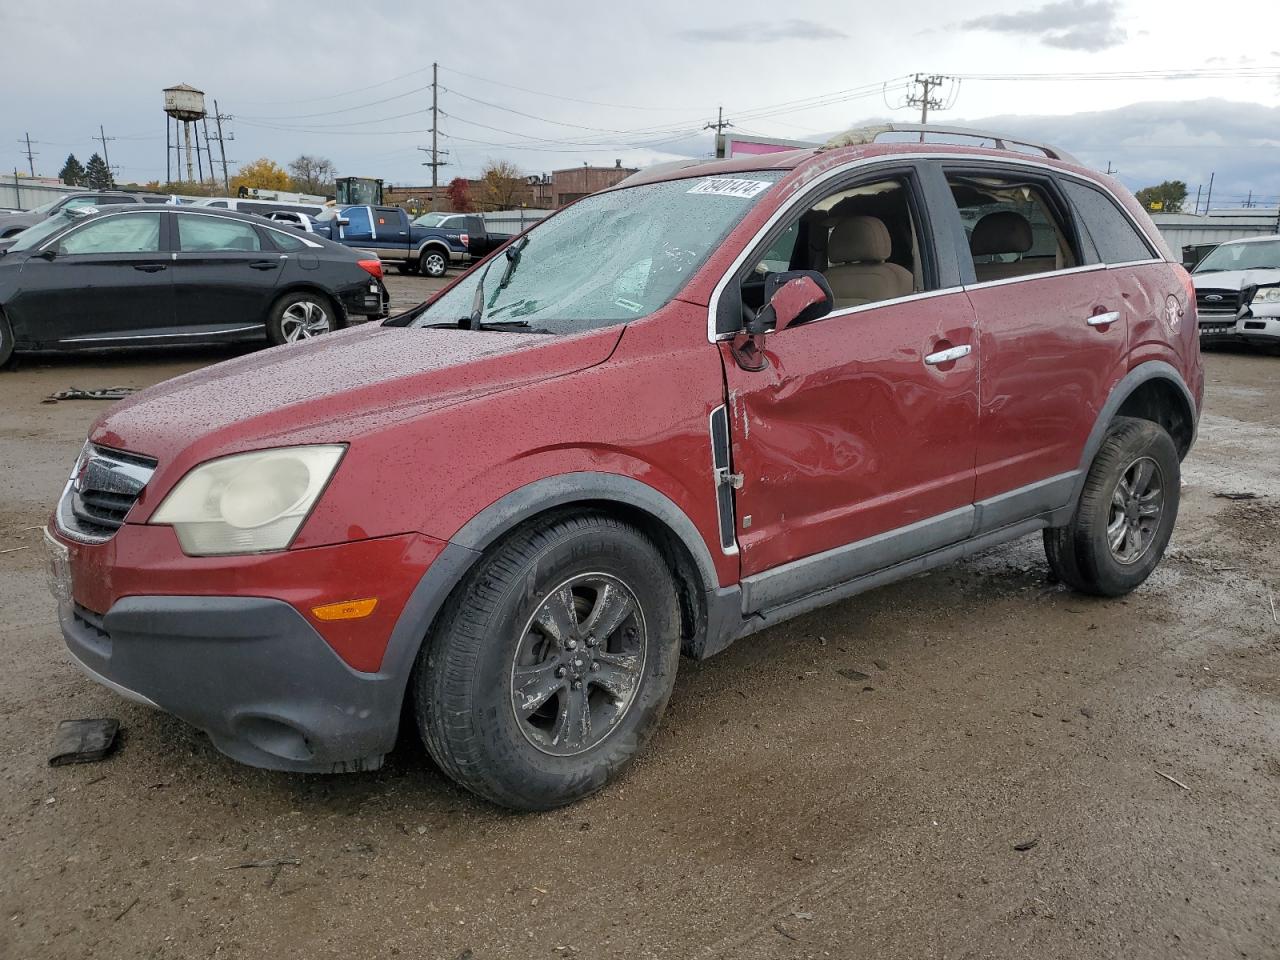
left=228, top=858, right=301, bottom=870
left=772, top=922, right=799, bottom=941
left=41, top=387, right=138, bottom=404
left=1013, top=837, right=1040, bottom=851
left=837, top=668, right=870, bottom=682
left=1156, top=770, right=1191, bottom=791
left=49, top=718, right=120, bottom=766
left=1212, top=492, right=1260, bottom=501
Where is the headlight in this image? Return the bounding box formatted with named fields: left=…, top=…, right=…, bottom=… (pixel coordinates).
left=150, top=445, right=345, bottom=556
left=1253, top=287, right=1280, bottom=304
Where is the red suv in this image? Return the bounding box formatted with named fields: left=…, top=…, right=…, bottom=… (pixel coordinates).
left=46, top=127, right=1203, bottom=810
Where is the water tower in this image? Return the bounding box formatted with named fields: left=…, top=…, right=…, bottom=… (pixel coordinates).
left=164, top=83, right=206, bottom=183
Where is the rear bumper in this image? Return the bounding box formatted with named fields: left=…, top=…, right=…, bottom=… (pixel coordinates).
left=339, top=279, right=389, bottom=319
left=62, top=595, right=398, bottom=772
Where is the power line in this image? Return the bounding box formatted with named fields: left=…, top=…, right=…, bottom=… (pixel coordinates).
left=438, top=64, right=681, bottom=112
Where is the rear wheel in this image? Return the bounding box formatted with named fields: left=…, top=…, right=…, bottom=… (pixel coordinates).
left=1044, top=416, right=1180, bottom=596
left=266, top=291, right=337, bottom=346
left=419, top=248, right=448, bottom=278
left=413, top=513, right=681, bottom=810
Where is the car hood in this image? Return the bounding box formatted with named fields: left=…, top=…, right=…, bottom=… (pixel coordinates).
left=1191, top=268, right=1280, bottom=290
left=90, top=323, right=622, bottom=466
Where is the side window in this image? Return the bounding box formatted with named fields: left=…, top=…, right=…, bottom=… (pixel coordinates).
left=205, top=200, right=228, bottom=209
left=466, top=216, right=484, bottom=234
left=343, top=207, right=373, bottom=236
left=740, top=175, right=927, bottom=314
left=58, top=213, right=162, bottom=255
left=265, top=228, right=306, bottom=251
left=63, top=197, right=97, bottom=211
left=374, top=207, right=402, bottom=228
left=1060, top=180, right=1154, bottom=264
left=93, top=196, right=136, bottom=206
left=947, top=173, right=1078, bottom=283
left=177, top=216, right=262, bottom=252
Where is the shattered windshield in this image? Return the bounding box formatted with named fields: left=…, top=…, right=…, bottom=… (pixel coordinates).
left=412, top=172, right=783, bottom=333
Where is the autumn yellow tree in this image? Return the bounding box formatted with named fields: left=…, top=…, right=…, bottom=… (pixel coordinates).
left=230, top=158, right=294, bottom=195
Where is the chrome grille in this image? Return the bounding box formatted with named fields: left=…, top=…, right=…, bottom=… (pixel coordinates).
left=1195, top=288, right=1239, bottom=317
left=56, top=444, right=157, bottom=543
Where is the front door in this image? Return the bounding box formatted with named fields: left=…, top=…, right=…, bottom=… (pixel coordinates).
left=719, top=169, right=980, bottom=603
left=942, top=168, right=1129, bottom=503
left=170, top=213, right=284, bottom=331
left=8, top=210, right=173, bottom=344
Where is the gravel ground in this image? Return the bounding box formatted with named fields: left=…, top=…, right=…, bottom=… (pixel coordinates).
left=1, top=288, right=1278, bottom=959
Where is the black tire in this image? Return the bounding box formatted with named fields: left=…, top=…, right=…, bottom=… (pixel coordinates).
left=1043, top=416, right=1180, bottom=597
left=395, top=262, right=413, bottom=275
left=418, top=247, right=448, bottom=278
left=413, top=513, right=681, bottom=810
left=265, top=291, right=338, bottom=346
left=0, top=311, right=14, bottom=368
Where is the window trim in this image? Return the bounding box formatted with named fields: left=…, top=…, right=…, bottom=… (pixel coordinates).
left=705, top=152, right=1167, bottom=342
left=715, top=164, right=942, bottom=337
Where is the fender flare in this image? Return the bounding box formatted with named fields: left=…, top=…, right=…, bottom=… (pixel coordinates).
left=375, top=471, right=722, bottom=695
left=1067, top=360, right=1197, bottom=506
left=414, top=239, right=453, bottom=259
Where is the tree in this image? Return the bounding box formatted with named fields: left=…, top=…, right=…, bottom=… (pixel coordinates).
left=287, top=154, right=336, bottom=196
left=229, top=158, right=294, bottom=196
left=59, top=153, right=86, bottom=187
left=479, top=160, right=524, bottom=210
left=445, top=176, right=473, bottom=212
left=84, top=153, right=112, bottom=189
left=1135, top=180, right=1188, bottom=214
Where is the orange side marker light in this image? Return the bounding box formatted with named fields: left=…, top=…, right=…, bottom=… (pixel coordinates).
left=312, top=598, right=379, bottom=621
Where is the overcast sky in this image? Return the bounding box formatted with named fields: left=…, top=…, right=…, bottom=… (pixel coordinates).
left=3, top=0, right=1279, bottom=207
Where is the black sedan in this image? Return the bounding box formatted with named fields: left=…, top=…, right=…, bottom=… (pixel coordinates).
left=0, top=206, right=389, bottom=366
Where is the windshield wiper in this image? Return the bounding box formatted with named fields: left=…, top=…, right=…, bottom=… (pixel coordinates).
left=495, top=235, right=530, bottom=293
left=472, top=319, right=554, bottom=334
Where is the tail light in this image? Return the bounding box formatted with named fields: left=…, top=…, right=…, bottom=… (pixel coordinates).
left=460, top=233, right=470, bottom=248
left=356, top=259, right=383, bottom=280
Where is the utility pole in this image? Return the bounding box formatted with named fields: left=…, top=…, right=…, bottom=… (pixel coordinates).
left=166, top=118, right=171, bottom=185
left=201, top=115, right=216, bottom=187
left=1105, top=161, right=1117, bottom=175
left=704, top=106, right=734, bottom=158
left=905, top=74, right=954, bottom=138
left=1204, top=171, right=1215, bottom=215
left=418, top=62, right=451, bottom=211
left=95, top=125, right=115, bottom=186
left=1193, top=184, right=1202, bottom=215
left=20, top=133, right=37, bottom=177
left=212, top=100, right=232, bottom=192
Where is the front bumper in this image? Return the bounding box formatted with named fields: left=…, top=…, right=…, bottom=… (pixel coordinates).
left=1199, top=310, right=1280, bottom=345
left=63, top=595, right=397, bottom=772
left=48, top=520, right=448, bottom=773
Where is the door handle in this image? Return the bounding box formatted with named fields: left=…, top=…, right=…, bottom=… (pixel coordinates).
left=249, top=260, right=280, bottom=271
left=924, top=344, right=972, bottom=366
left=133, top=263, right=166, bottom=273
left=1087, top=311, right=1121, bottom=327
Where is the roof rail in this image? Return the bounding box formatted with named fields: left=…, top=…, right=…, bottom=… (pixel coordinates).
left=823, top=124, right=1079, bottom=164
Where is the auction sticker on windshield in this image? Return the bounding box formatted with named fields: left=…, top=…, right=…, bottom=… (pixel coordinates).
left=687, top=178, right=774, bottom=199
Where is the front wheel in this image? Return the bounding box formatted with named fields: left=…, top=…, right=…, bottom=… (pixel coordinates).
left=266, top=292, right=338, bottom=346
left=1044, top=416, right=1180, bottom=596
left=414, top=513, right=681, bottom=810
left=418, top=248, right=448, bottom=278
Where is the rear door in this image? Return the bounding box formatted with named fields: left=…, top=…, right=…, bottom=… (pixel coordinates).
left=170, top=213, right=284, bottom=330
left=942, top=166, right=1127, bottom=510
left=8, top=210, right=173, bottom=344
left=370, top=206, right=411, bottom=262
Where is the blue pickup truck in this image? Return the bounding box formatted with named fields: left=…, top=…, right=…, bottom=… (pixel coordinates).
left=314, top=205, right=478, bottom=277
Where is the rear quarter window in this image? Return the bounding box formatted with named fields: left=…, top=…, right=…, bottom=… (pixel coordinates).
left=1060, top=180, right=1154, bottom=265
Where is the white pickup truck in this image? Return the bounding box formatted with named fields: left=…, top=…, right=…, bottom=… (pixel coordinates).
left=1192, top=234, right=1280, bottom=348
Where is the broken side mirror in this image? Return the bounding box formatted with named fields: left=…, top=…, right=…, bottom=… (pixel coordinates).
left=733, top=270, right=834, bottom=371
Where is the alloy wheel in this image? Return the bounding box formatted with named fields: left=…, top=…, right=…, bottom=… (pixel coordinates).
left=1107, top=456, right=1164, bottom=565
left=422, top=252, right=446, bottom=277
left=279, top=300, right=331, bottom=342
left=509, top=573, right=647, bottom=756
